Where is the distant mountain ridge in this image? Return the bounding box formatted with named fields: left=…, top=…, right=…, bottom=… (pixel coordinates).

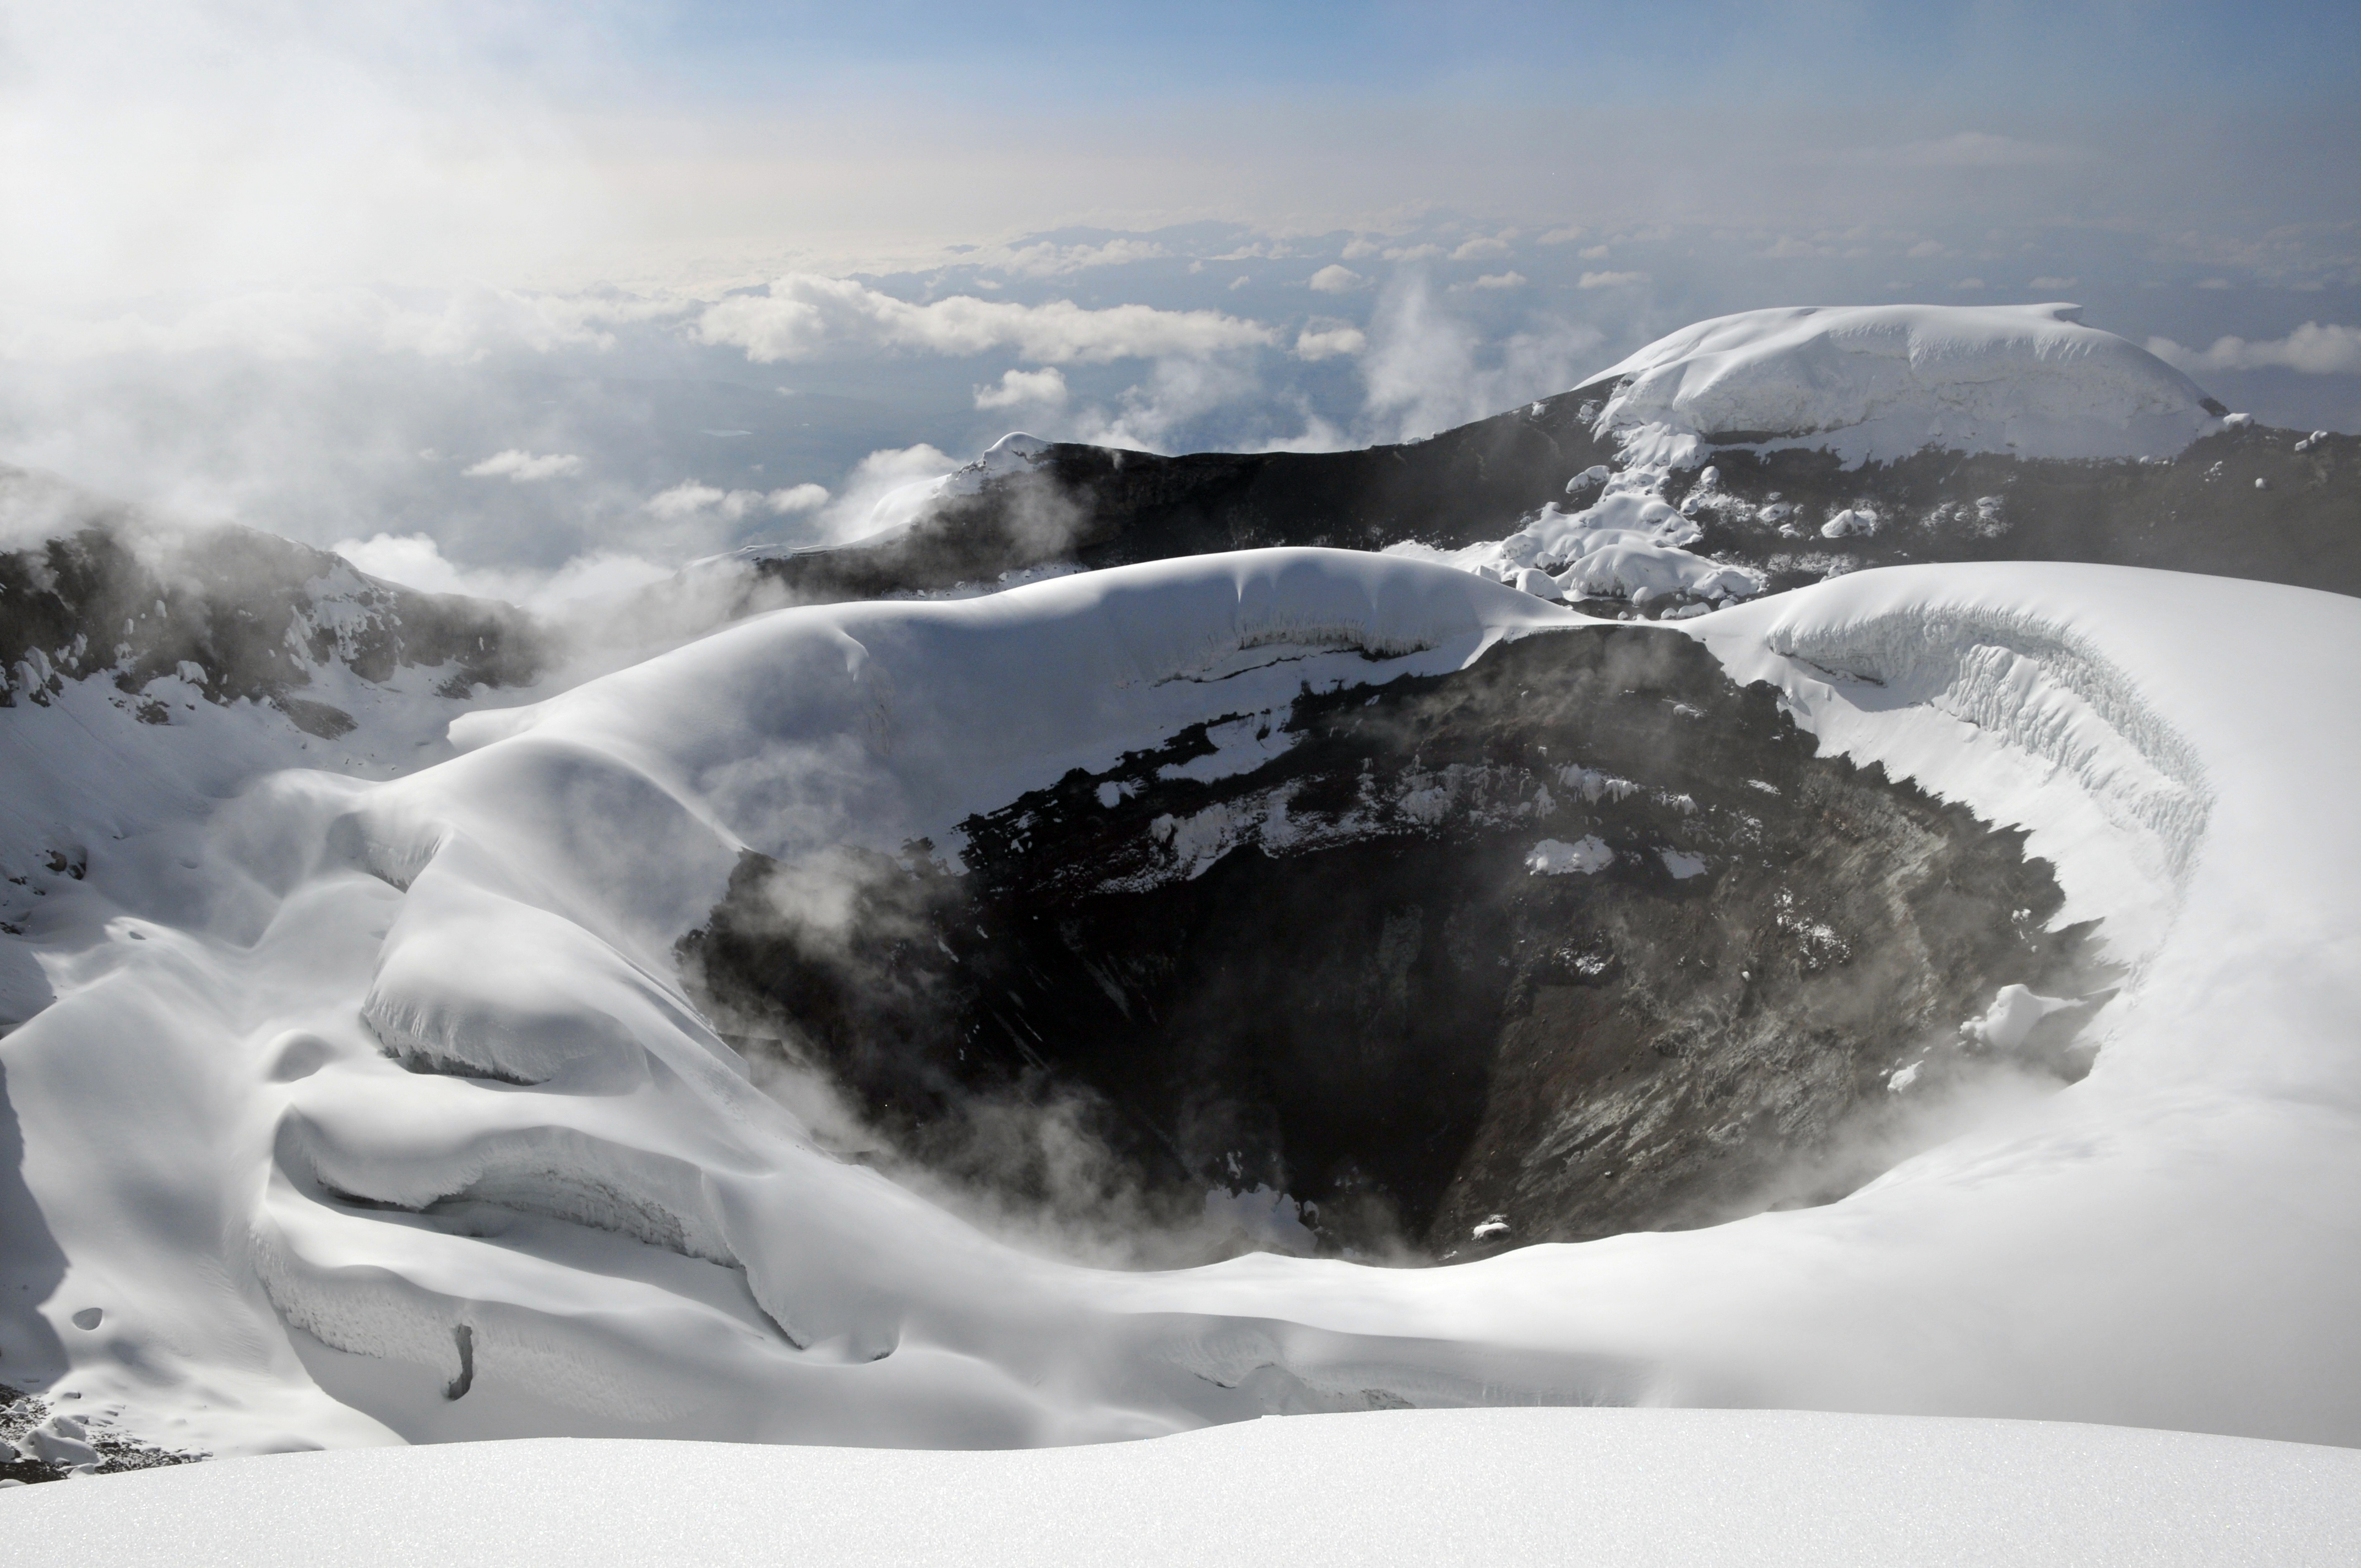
left=737, top=305, right=2355, bottom=611
left=0, top=464, right=545, bottom=736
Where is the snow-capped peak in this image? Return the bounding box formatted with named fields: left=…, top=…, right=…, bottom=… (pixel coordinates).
left=942, top=431, right=1056, bottom=494
left=1582, top=302, right=2227, bottom=467
left=842, top=433, right=1059, bottom=547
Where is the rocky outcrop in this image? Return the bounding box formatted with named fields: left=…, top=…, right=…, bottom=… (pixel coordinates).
left=736, top=394, right=1621, bottom=605
left=727, top=398, right=2359, bottom=613
left=1, top=488, right=546, bottom=731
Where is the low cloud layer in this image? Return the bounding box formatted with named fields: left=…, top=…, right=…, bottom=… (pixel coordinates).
left=2151, top=323, right=2361, bottom=376
left=331, top=531, right=672, bottom=613
left=2, top=193, right=2357, bottom=587
left=975, top=367, right=1069, bottom=410
left=465, top=449, right=583, bottom=482
left=694, top=275, right=1274, bottom=366
left=647, top=480, right=830, bottom=524
left=1358, top=275, right=1605, bottom=442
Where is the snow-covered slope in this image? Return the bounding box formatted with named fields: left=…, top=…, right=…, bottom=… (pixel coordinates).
left=1583, top=303, right=2228, bottom=467
left=10, top=1408, right=2360, bottom=1566
left=0, top=552, right=1595, bottom=1458
left=2, top=545, right=2358, bottom=1465
left=0, top=507, right=548, bottom=1032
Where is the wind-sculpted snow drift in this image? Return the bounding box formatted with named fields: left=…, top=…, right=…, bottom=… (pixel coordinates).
left=2, top=543, right=2359, bottom=1466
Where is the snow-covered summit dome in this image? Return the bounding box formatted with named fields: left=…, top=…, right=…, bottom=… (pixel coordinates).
left=1583, top=303, right=2226, bottom=467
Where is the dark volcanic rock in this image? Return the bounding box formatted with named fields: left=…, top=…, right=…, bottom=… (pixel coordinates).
left=684, top=626, right=2110, bottom=1262
left=1656, top=423, right=2361, bottom=598
left=736, top=393, right=1621, bottom=605
left=0, top=494, right=546, bottom=720
left=725, top=390, right=2359, bottom=611
left=0, top=1383, right=204, bottom=1484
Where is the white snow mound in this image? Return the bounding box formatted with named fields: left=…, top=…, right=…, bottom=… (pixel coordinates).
left=1585, top=303, right=2224, bottom=466
left=5, top=1408, right=2357, bottom=1567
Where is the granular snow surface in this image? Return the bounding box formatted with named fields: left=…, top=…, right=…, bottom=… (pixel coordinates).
left=5, top=1407, right=2357, bottom=1567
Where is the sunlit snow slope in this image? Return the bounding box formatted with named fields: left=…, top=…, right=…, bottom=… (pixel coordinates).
left=1, top=546, right=2358, bottom=1460
left=11, top=1408, right=2361, bottom=1567
left=1584, top=302, right=2227, bottom=466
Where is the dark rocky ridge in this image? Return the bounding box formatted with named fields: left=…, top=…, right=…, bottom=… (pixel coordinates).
left=1656, top=423, right=2361, bottom=598
left=684, top=625, right=2109, bottom=1263
left=1, top=481, right=546, bottom=734
left=728, top=386, right=2360, bottom=610
left=0, top=1383, right=203, bottom=1485
left=735, top=390, right=1617, bottom=606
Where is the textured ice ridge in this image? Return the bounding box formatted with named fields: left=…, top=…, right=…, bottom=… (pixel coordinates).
left=1761, top=602, right=2212, bottom=880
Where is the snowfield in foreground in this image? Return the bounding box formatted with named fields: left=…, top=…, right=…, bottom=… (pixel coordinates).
left=1, top=546, right=2358, bottom=1469
left=8, top=1407, right=2359, bottom=1567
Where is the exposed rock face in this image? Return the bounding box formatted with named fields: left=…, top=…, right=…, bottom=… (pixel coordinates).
left=729, top=398, right=2360, bottom=612
left=0, top=1384, right=202, bottom=1484
left=1651, top=424, right=2361, bottom=600
left=684, top=627, right=2109, bottom=1261
left=0, top=498, right=546, bottom=730
left=737, top=394, right=1620, bottom=605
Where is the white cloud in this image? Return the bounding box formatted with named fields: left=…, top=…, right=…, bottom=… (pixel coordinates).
left=1209, top=241, right=1292, bottom=262
left=1539, top=227, right=1585, bottom=245
left=2148, top=323, right=2361, bottom=375
left=974, top=366, right=1069, bottom=410
left=1244, top=411, right=1354, bottom=454
left=463, top=448, right=581, bottom=482
left=1, top=281, right=684, bottom=366
left=1577, top=271, right=1647, bottom=289
left=1294, top=322, right=1368, bottom=360
left=0, top=4, right=613, bottom=316
left=1906, top=239, right=1946, bottom=259
left=768, top=482, right=830, bottom=513
left=1470, top=272, right=1528, bottom=290
left=1228, top=275, right=1251, bottom=291
left=813, top=444, right=961, bottom=543
left=980, top=238, right=1169, bottom=277
left=694, top=274, right=1273, bottom=366
left=1065, top=354, right=1268, bottom=453
left=646, top=449, right=955, bottom=551
left=1451, top=236, right=1511, bottom=261
left=1577, top=244, right=1611, bottom=260
left=1308, top=265, right=1365, bottom=294
left=647, top=480, right=832, bottom=523
left=1340, top=237, right=1383, bottom=260
left=1359, top=276, right=1603, bottom=443
left=331, top=532, right=672, bottom=613
left=1382, top=243, right=1446, bottom=262
left=1954, top=277, right=1987, bottom=291
left=2030, top=276, right=2079, bottom=289
left=2197, top=277, right=2235, bottom=290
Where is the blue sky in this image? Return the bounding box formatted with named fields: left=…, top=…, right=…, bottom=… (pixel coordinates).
left=633, top=2, right=2360, bottom=107
left=0, top=1, right=2355, bottom=589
